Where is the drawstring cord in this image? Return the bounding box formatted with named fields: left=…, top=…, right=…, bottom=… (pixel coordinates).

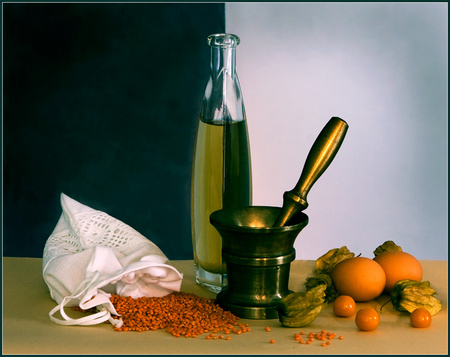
left=49, top=271, right=120, bottom=326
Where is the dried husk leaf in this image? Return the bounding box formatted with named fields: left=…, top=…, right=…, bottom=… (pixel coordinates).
left=313, top=246, right=355, bottom=275
left=279, top=304, right=325, bottom=327
left=373, top=240, right=403, bottom=256
left=390, top=279, right=442, bottom=316
left=304, top=273, right=339, bottom=303
left=277, top=285, right=327, bottom=327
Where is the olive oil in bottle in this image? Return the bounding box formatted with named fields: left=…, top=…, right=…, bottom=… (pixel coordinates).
left=191, top=119, right=251, bottom=272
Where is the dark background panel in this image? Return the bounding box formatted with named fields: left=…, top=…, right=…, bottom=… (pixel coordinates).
left=3, top=3, right=225, bottom=260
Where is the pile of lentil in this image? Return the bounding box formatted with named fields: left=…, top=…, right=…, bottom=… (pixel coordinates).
left=75, top=292, right=243, bottom=337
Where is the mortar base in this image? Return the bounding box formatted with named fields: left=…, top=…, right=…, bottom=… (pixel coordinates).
left=216, top=291, right=281, bottom=320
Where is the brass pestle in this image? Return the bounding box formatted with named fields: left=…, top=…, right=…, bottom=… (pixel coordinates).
left=273, top=116, right=349, bottom=227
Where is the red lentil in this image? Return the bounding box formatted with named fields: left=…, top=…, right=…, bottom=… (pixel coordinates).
left=74, top=298, right=348, bottom=347
left=291, top=330, right=345, bottom=347
left=104, top=292, right=242, bottom=337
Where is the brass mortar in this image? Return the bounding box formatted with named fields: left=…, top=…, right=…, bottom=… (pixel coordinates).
left=210, top=206, right=308, bottom=319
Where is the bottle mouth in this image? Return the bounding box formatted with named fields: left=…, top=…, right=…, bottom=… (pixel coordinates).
left=207, top=33, right=240, bottom=48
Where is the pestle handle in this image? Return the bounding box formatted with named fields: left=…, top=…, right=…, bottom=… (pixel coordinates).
left=273, top=117, right=349, bottom=227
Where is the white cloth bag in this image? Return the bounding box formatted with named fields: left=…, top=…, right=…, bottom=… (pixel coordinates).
left=43, top=193, right=183, bottom=327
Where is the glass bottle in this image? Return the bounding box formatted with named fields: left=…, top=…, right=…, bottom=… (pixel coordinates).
left=191, top=33, right=252, bottom=293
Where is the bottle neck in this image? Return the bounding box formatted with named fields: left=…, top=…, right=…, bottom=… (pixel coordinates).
left=207, top=33, right=239, bottom=80
left=202, top=34, right=244, bottom=123
left=210, top=46, right=236, bottom=80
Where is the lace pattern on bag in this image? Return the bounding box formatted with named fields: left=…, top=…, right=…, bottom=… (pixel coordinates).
left=43, top=210, right=155, bottom=269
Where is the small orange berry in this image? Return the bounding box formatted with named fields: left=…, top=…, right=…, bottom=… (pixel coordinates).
left=410, top=308, right=432, bottom=328
left=355, top=307, right=380, bottom=331
left=333, top=295, right=357, bottom=317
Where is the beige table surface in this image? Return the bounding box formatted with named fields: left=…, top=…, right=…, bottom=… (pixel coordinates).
left=2, top=257, right=447, bottom=355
